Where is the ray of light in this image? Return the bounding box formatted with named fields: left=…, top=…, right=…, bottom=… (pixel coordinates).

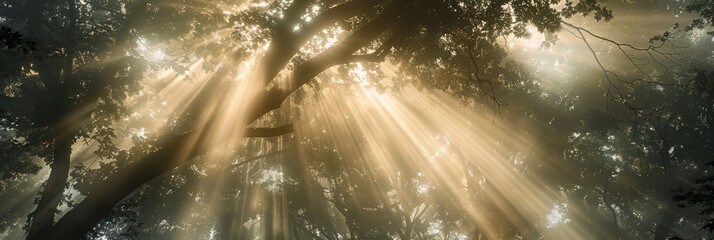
left=292, top=79, right=596, bottom=239
left=31, top=3, right=706, bottom=238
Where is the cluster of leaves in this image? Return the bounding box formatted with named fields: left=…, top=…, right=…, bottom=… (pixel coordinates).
left=674, top=162, right=714, bottom=234
left=652, top=0, right=714, bottom=43
left=382, top=0, right=612, bottom=108
left=560, top=0, right=613, bottom=22
left=687, top=0, right=714, bottom=33
left=0, top=26, right=36, bottom=53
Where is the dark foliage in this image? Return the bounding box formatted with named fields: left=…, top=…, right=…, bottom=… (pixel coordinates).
left=0, top=26, right=35, bottom=53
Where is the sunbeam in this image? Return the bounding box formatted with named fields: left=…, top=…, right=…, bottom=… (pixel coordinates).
left=290, top=82, right=594, bottom=239
left=3, top=1, right=714, bottom=239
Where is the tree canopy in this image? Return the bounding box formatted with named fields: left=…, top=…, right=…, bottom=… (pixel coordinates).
left=1, top=0, right=714, bottom=239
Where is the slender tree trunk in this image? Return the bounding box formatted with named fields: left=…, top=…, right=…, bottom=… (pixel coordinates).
left=653, top=201, right=676, bottom=240
left=216, top=162, right=241, bottom=240
left=24, top=0, right=75, bottom=238
left=26, top=136, right=72, bottom=240
left=25, top=2, right=145, bottom=237
left=217, top=196, right=239, bottom=240
left=653, top=182, right=678, bottom=240
left=653, top=139, right=676, bottom=240
left=264, top=191, right=287, bottom=240
left=602, top=174, right=620, bottom=240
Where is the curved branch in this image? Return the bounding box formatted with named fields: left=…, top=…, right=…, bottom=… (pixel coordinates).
left=274, top=0, right=410, bottom=101
left=258, top=0, right=381, bottom=86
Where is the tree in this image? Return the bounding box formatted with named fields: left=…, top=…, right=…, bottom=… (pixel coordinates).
left=3, top=0, right=714, bottom=239
left=1, top=0, right=237, bottom=238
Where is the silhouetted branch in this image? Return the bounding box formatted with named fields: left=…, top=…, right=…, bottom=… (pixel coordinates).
left=259, top=0, right=380, bottom=86
left=244, top=124, right=294, bottom=137
left=276, top=0, right=410, bottom=100
left=561, top=21, right=689, bottom=87
left=344, top=53, right=385, bottom=63
left=560, top=21, right=697, bottom=122
left=233, top=149, right=291, bottom=168
left=343, top=34, right=398, bottom=64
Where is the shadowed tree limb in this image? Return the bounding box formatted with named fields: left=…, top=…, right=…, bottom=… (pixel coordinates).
left=272, top=0, right=409, bottom=102
left=257, top=0, right=380, bottom=86
left=344, top=53, right=386, bottom=63
left=244, top=124, right=294, bottom=137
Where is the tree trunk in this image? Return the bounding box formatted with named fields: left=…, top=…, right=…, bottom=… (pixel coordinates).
left=24, top=0, right=75, bottom=237
left=264, top=191, right=287, bottom=240
left=652, top=168, right=678, bottom=240
left=653, top=201, right=676, bottom=240
left=602, top=174, right=620, bottom=240
left=653, top=130, right=677, bottom=240
left=44, top=125, right=217, bottom=239
left=26, top=137, right=72, bottom=240
left=23, top=2, right=148, bottom=238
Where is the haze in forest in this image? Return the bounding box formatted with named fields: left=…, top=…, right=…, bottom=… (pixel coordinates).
left=1, top=0, right=714, bottom=239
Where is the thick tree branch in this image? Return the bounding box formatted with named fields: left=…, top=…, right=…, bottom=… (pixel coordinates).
left=343, top=53, right=385, bottom=63
left=243, top=0, right=408, bottom=123
left=257, top=0, right=380, bottom=86
left=342, top=34, right=399, bottom=63
left=244, top=124, right=294, bottom=137
left=272, top=0, right=409, bottom=102
left=46, top=119, right=217, bottom=239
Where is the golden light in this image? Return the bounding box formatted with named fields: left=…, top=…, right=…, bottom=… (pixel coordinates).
left=289, top=79, right=595, bottom=239
left=10, top=1, right=705, bottom=239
